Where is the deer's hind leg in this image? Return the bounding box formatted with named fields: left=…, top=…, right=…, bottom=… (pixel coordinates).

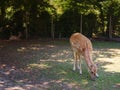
left=77, top=53, right=82, bottom=74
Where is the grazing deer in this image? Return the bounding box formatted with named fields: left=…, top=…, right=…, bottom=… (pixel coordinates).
left=70, top=33, right=99, bottom=80
left=9, top=32, right=22, bottom=41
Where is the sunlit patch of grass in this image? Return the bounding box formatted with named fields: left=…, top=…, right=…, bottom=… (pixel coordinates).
left=94, top=47, right=120, bottom=73
left=81, top=79, right=89, bottom=85
left=17, top=47, right=27, bottom=52
left=29, top=63, right=51, bottom=69
left=96, top=57, right=120, bottom=73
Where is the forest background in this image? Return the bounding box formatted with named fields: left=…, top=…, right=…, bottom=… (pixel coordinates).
left=0, top=0, right=120, bottom=40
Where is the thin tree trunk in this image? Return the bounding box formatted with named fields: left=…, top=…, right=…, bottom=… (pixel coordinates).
left=51, top=16, right=54, bottom=39
left=50, top=0, right=54, bottom=39
left=80, top=14, right=82, bottom=33
left=25, top=26, right=28, bottom=39
left=109, top=16, right=112, bottom=39
left=25, top=12, right=29, bottom=39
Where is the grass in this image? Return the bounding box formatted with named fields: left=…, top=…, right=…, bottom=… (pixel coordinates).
left=0, top=40, right=120, bottom=90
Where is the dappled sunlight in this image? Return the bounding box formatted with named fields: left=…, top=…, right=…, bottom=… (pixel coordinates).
left=5, top=86, right=25, bottom=90
left=93, top=48, right=120, bottom=58
left=17, top=44, right=56, bottom=53
left=97, top=57, right=120, bottom=73
left=58, top=70, right=67, bottom=75
left=81, top=79, right=89, bottom=85
left=109, top=49, right=120, bottom=55
left=40, top=59, right=67, bottom=62
left=17, top=46, right=41, bottom=52
left=29, top=47, right=40, bottom=50
left=50, top=49, right=72, bottom=61
left=50, top=50, right=71, bottom=59
left=29, top=63, right=51, bottom=69
left=46, top=45, right=56, bottom=48
left=65, top=82, right=81, bottom=90
left=39, top=79, right=81, bottom=90
left=17, top=47, right=27, bottom=52
left=94, top=48, right=120, bottom=73
left=0, top=40, right=120, bottom=90
left=26, top=60, right=82, bottom=89
left=1, top=84, right=48, bottom=90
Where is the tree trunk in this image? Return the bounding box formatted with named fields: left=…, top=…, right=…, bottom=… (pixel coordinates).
left=25, top=12, right=29, bottom=39
left=109, top=16, right=112, bottom=39
left=51, top=16, right=55, bottom=39
left=25, top=26, right=28, bottom=39
left=80, top=14, right=82, bottom=33
left=0, top=7, right=5, bottom=25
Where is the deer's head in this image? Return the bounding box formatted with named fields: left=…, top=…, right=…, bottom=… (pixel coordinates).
left=89, top=64, right=99, bottom=80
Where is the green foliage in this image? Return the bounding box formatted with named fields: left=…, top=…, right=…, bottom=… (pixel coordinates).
left=0, top=0, right=120, bottom=39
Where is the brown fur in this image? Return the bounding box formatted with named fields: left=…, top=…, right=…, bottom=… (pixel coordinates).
left=70, top=33, right=98, bottom=80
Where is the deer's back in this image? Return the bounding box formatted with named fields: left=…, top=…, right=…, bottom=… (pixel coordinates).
left=70, top=33, right=92, bottom=52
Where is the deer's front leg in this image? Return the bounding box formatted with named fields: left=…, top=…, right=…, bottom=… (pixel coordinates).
left=77, top=54, right=82, bottom=74
left=73, top=52, right=77, bottom=71
left=79, top=59, right=82, bottom=74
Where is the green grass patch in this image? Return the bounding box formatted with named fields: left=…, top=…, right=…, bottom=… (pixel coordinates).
left=93, top=41, right=120, bottom=49
left=0, top=40, right=120, bottom=90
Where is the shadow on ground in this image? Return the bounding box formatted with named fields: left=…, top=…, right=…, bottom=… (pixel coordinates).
left=0, top=40, right=120, bottom=90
